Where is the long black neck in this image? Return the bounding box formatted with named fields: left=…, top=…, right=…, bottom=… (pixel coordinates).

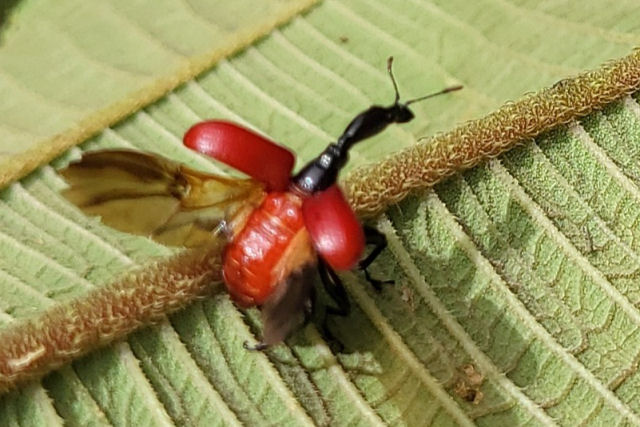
left=291, top=103, right=413, bottom=194
left=291, top=56, right=462, bottom=195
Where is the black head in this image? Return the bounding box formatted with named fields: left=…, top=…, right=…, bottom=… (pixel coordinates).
left=389, top=104, right=414, bottom=123
left=386, top=56, right=462, bottom=119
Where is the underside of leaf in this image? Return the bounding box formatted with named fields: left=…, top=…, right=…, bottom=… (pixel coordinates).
left=2, top=1, right=640, bottom=426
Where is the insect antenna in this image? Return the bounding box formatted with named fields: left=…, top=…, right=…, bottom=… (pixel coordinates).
left=405, top=84, right=463, bottom=105
left=387, top=56, right=463, bottom=106
left=387, top=56, right=402, bottom=104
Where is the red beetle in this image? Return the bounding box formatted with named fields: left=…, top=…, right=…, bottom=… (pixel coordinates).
left=61, top=58, right=461, bottom=348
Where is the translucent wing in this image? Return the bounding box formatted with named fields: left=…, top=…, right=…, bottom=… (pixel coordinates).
left=60, top=149, right=266, bottom=247
left=259, top=264, right=317, bottom=346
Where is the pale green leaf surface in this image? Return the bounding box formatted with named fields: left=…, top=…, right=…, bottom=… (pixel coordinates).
left=0, top=0, right=317, bottom=186
left=2, top=0, right=640, bottom=426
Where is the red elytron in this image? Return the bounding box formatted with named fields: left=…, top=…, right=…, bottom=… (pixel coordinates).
left=61, top=57, right=461, bottom=348
left=183, top=121, right=294, bottom=191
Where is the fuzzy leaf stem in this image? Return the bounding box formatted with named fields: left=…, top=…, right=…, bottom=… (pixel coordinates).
left=0, top=241, right=223, bottom=394
left=344, top=48, right=640, bottom=217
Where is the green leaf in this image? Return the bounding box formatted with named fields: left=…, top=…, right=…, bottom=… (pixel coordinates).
left=2, top=0, right=640, bottom=425
left=0, top=0, right=318, bottom=186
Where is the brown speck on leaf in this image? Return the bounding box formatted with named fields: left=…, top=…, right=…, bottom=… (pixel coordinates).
left=400, top=286, right=415, bottom=311
left=453, top=364, right=484, bottom=404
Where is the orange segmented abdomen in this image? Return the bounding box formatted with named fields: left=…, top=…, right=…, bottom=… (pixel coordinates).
left=223, top=192, right=310, bottom=306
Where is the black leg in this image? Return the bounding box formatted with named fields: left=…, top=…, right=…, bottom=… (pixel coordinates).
left=318, top=258, right=350, bottom=317
left=359, top=226, right=394, bottom=290
left=317, top=258, right=350, bottom=350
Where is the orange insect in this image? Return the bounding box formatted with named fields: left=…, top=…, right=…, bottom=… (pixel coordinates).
left=61, top=58, right=461, bottom=348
